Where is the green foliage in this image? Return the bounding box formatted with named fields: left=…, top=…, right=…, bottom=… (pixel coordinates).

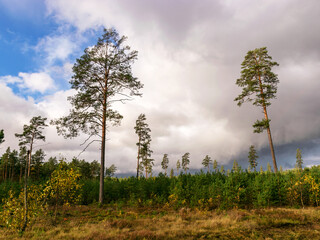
left=0, top=185, right=44, bottom=231
left=161, top=154, right=169, bottom=176
left=234, top=47, right=279, bottom=108
left=42, top=161, right=82, bottom=207
left=0, top=129, right=4, bottom=145
left=51, top=28, right=142, bottom=140
left=253, top=119, right=270, bottom=133
left=181, top=153, right=190, bottom=174
left=170, top=168, right=174, bottom=178
left=232, top=160, right=239, bottom=173
left=135, top=114, right=153, bottom=178
left=213, top=159, right=218, bottom=172
left=248, top=145, right=258, bottom=171
left=267, top=163, right=272, bottom=173
left=202, top=155, right=212, bottom=172
left=176, top=159, right=181, bottom=175
left=105, top=164, right=117, bottom=177
left=296, top=148, right=303, bottom=170
left=220, top=165, right=225, bottom=174
left=15, top=116, right=48, bottom=147
left=31, top=149, right=45, bottom=179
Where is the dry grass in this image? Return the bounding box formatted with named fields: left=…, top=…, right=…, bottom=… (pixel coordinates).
left=1, top=206, right=320, bottom=239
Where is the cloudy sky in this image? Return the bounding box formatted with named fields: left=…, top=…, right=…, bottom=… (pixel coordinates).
left=1, top=0, right=320, bottom=174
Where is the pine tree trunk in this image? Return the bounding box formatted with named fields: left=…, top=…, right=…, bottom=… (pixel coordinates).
left=136, top=137, right=141, bottom=178
left=22, top=151, right=29, bottom=232
left=257, top=71, right=278, bottom=173
left=4, top=159, right=7, bottom=181
left=20, top=164, right=23, bottom=182
left=262, top=103, right=277, bottom=172
left=28, top=138, right=34, bottom=177
left=100, top=98, right=107, bottom=205
left=266, top=125, right=278, bottom=172
left=99, top=67, right=108, bottom=205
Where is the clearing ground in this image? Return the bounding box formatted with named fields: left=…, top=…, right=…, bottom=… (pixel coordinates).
left=1, top=206, right=320, bottom=239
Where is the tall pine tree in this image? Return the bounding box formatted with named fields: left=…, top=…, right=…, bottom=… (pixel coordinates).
left=235, top=47, right=279, bottom=172
left=51, top=28, right=143, bottom=204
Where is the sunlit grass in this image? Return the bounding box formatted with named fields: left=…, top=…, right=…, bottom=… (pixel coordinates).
left=1, top=205, right=320, bottom=239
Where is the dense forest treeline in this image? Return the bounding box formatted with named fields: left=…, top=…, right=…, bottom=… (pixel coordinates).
left=1, top=156, right=320, bottom=210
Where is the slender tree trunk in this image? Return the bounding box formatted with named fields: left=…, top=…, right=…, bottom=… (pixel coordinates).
left=136, top=137, right=141, bottom=178
left=100, top=97, right=107, bottom=204
left=4, top=158, right=7, bottom=181
left=11, top=160, right=14, bottom=180
left=99, top=66, right=109, bottom=205
left=261, top=103, right=277, bottom=172
left=20, top=163, right=23, bottom=183
left=257, top=72, right=278, bottom=173
left=28, top=141, right=33, bottom=177
left=22, top=151, right=30, bottom=232
left=8, top=163, right=11, bottom=180
left=266, top=124, right=278, bottom=172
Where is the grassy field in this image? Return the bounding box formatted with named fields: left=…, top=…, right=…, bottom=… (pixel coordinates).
left=1, top=205, right=320, bottom=239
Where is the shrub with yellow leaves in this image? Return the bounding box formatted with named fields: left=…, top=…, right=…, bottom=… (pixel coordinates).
left=0, top=185, right=44, bottom=231
left=42, top=160, right=82, bottom=207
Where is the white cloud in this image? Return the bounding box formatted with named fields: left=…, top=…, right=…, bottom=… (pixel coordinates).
left=18, top=72, right=55, bottom=93
left=0, top=72, right=55, bottom=93
left=34, top=34, right=78, bottom=65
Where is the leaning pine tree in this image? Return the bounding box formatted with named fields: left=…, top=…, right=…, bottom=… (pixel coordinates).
left=51, top=28, right=143, bottom=204
left=235, top=47, right=279, bottom=172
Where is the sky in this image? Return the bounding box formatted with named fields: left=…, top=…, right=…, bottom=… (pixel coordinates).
left=1, top=0, right=320, bottom=175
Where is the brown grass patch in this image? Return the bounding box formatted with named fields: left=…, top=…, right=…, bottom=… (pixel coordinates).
left=1, top=206, right=320, bottom=239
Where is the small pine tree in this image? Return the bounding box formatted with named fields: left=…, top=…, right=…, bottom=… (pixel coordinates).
left=232, top=160, right=239, bottom=173
left=161, top=154, right=169, bottom=176
left=213, top=159, right=218, bottom=172
left=220, top=165, right=225, bottom=174
left=105, top=164, right=117, bottom=177
left=296, top=148, right=303, bottom=171
left=280, top=165, right=283, bottom=173
left=248, top=145, right=258, bottom=171
left=170, top=168, right=174, bottom=178
left=267, top=162, right=272, bottom=173
left=176, top=160, right=181, bottom=175
left=181, top=153, right=190, bottom=174
left=260, top=166, right=264, bottom=174
left=202, top=155, right=212, bottom=173
left=247, top=165, right=251, bottom=173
